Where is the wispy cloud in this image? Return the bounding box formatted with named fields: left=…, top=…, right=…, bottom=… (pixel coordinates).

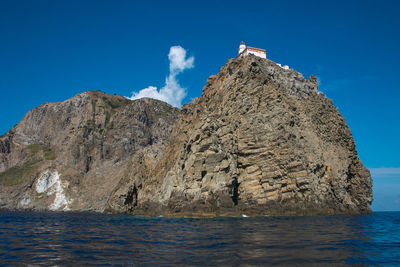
left=360, top=74, right=379, bottom=81
left=370, top=168, right=400, bottom=177
left=322, top=78, right=352, bottom=92
left=127, top=46, right=194, bottom=107
left=318, top=75, right=380, bottom=93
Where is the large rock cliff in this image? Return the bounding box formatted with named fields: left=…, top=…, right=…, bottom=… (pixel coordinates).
left=0, top=55, right=372, bottom=216
left=0, top=91, right=179, bottom=212
left=129, top=55, right=372, bottom=216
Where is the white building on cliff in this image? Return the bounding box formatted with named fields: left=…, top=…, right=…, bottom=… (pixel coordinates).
left=238, top=41, right=290, bottom=70
left=237, top=41, right=266, bottom=59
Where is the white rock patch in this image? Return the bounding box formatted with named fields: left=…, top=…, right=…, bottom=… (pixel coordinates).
left=19, top=197, right=31, bottom=207
left=36, top=170, right=70, bottom=211
left=36, top=170, right=58, bottom=193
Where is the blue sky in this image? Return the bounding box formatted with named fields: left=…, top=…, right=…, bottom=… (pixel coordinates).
left=1, top=0, right=399, bottom=211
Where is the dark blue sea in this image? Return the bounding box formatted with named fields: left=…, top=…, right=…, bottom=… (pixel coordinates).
left=0, top=211, right=399, bottom=266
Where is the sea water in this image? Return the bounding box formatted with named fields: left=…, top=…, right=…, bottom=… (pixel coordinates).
left=0, top=211, right=399, bottom=266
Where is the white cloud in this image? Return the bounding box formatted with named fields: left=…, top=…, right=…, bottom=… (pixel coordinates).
left=169, top=46, right=194, bottom=73
left=316, top=76, right=322, bottom=87
left=127, top=46, right=194, bottom=107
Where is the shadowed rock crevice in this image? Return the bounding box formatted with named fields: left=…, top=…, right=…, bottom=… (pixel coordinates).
left=124, top=185, right=138, bottom=212
left=230, top=179, right=240, bottom=205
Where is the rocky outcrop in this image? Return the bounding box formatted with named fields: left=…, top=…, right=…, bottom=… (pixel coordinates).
left=0, top=55, right=372, bottom=216
left=0, top=91, right=179, bottom=212
left=130, top=55, right=372, bottom=216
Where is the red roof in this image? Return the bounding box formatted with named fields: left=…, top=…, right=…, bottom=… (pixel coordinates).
left=246, top=46, right=266, bottom=53
left=237, top=46, right=266, bottom=58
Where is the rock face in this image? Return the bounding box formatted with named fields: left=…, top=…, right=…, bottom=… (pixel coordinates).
left=0, top=55, right=372, bottom=216
left=131, top=55, right=372, bottom=216
left=0, top=91, right=179, bottom=212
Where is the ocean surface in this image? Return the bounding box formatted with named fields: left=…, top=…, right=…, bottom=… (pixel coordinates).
left=0, top=211, right=399, bottom=266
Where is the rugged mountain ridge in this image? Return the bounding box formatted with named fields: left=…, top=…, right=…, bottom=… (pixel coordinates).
left=0, top=55, right=373, bottom=216
left=0, top=91, right=179, bottom=211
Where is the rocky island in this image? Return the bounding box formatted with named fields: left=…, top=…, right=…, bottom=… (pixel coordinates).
left=0, top=55, right=373, bottom=216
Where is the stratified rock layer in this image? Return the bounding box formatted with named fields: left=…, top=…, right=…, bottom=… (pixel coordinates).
left=131, top=55, right=372, bottom=216
left=0, top=55, right=372, bottom=216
